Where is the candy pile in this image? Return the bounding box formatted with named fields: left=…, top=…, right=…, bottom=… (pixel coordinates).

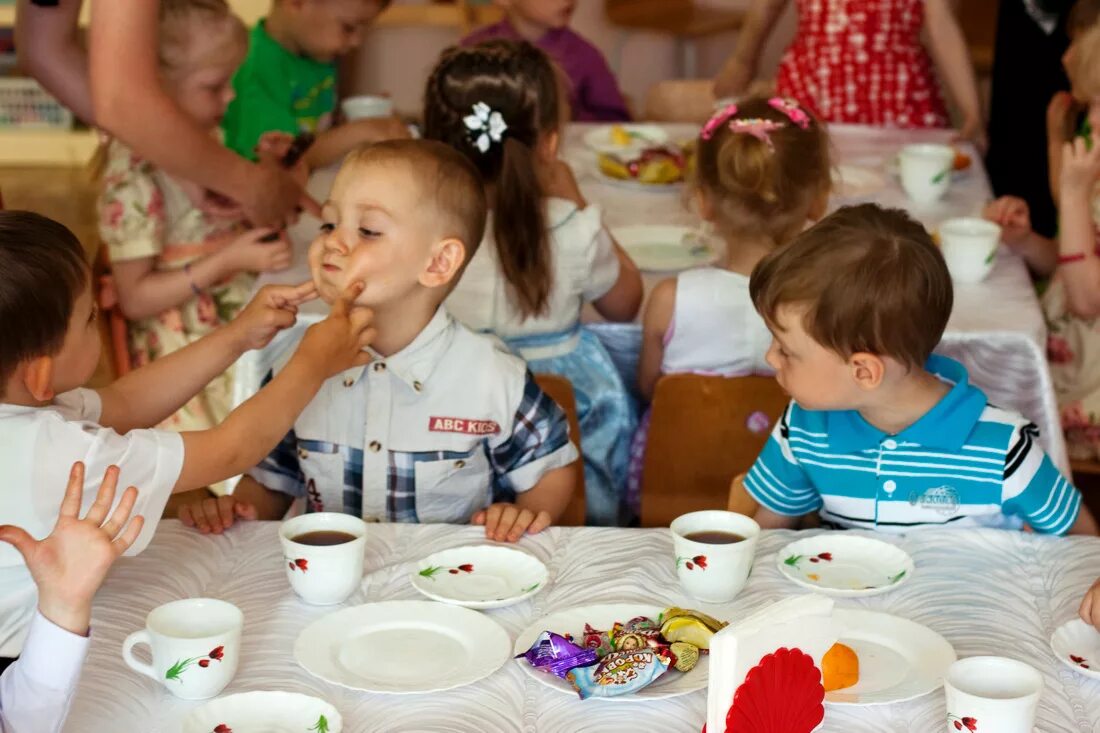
left=517, top=607, right=727, bottom=699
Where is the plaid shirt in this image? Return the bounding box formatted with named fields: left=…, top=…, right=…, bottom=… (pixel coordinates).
left=250, top=309, right=577, bottom=523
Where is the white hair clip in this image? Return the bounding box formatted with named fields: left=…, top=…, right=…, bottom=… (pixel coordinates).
left=464, top=102, right=508, bottom=154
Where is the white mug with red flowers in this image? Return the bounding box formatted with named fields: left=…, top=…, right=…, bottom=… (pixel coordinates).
left=122, top=598, right=242, bottom=700
left=944, top=656, right=1042, bottom=733
left=669, top=510, right=760, bottom=603
left=279, top=512, right=367, bottom=605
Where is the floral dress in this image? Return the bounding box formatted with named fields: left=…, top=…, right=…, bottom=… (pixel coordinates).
left=1043, top=195, right=1100, bottom=460
left=98, top=139, right=255, bottom=437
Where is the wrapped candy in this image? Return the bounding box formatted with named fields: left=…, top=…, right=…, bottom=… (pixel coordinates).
left=516, top=631, right=598, bottom=679
left=567, top=649, right=671, bottom=699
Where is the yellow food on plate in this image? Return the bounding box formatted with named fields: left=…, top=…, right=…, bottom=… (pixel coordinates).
left=662, top=607, right=726, bottom=633
left=597, top=145, right=687, bottom=185
left=597, top=153, right=631, bottom=180
left=821, top=642, right=859, bottom=692
left=660, top=616, right=715, bottom=649
left=669, top=641, right=700, bottom=672
left=610, top=125, right=632, bottom=147
left=637, top=158, right=682, bottom=184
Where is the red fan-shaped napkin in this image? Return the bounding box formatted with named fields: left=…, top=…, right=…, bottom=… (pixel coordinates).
left=724, top=647, right=824, bottom=733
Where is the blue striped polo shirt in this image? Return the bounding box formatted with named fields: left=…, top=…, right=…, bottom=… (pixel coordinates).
left=744, top=355, right=1081, bottom=534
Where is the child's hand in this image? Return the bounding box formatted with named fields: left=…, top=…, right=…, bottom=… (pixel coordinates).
left=295, top=281, right=376, bottom=377
left=231, top=281, right=319, bottom=351
left=1060, top=136, right=1100, bottom=196
left=539, top=159, right=585, bottom=208
left=982, top=196, right=1032, bottom=250
left=1048, top=90, right=1074, bottom=145
left=1081, top=578, right=1100, bottom=630
left=0, top=462, right=143, bottom=636
left=225, top=228, right=294, bottom=273
left=471, top=503, right=552, bottom=543
left=179, top=494, right=258, bottom=535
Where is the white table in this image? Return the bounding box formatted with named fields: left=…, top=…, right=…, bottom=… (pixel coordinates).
left=64, top=522, right=1100, bottom=731
left=246, top=122, right=1068, bottom=472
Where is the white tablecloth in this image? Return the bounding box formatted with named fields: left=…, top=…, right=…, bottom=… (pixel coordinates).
left=64, top=522, right=1100, bottom=732
left=245, top=122, right=1068, bottom=472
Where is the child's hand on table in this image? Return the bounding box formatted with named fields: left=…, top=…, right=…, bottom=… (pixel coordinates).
left=1080, top=578, right=1100, bottom=630
left=224, top=227, right=294, bottom=273
left=0, top=462, right=143, bottom=636
left=179, top=494, right=258, bottom=535
left=983, top=196, right=1033, bottom=251
left=228, top=281, right=319, bottom=352
left=472, top=503, right=552, bottom=543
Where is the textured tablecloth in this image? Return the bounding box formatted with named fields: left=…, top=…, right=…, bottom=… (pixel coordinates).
left=64, top=522, right=1100, bottom=732
left=247, top=122, right=1068, bottom=473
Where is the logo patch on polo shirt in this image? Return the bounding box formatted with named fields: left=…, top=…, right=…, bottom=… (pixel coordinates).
left=908, top=485, right=960, bottom=516
left=428, top=416, right=501, bottom=435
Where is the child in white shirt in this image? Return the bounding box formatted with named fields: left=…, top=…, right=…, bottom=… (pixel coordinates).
left=0, top=210, right=374, bottom=658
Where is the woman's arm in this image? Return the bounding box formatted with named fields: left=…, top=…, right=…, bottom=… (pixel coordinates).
left=636, top=278, right=675, bottom=402
left=713, top=0, right=790, bottom=97
left=924, top=0, right=985, bottom=146
left=15, top=0, right=94, bottom=123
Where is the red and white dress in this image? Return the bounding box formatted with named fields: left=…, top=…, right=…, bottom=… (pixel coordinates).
left=776, top=0, right=949, bottom=128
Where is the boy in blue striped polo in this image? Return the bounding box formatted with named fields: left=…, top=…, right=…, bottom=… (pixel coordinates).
left=738, top=204, right=1097, bottom=535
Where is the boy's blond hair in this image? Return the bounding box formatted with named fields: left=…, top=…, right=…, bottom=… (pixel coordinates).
left=749, top=204, right=953, bottom=370
left=158, top=0, right=247, bottom=73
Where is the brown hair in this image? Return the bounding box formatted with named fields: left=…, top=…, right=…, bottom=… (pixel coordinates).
left=694, top=96, right=831, bottom=247
left=158, top=0, right=247, bottom=73
left=422, top=40, right=561, bottom=319
left=1069, top=0, right=1100, bottom=37
left=749, top=204, right=952, bottom=369
left=341, top=139, right=488, bottom=280
left=0, top=211, right=89, bottom=393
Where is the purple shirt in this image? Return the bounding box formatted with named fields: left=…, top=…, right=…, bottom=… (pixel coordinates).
left=461, top=20, right=631, bottom=123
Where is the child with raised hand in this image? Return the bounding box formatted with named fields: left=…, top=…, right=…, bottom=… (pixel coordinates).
left=714, top=0, right=985, bottom=145
left=223, top=0, right=409, bottom=169
left=99, top=0, right=295, bottom=440
left=735, top=203, right=1097, bottom=536
left=422, top=41, right=642, bottom=526
left=627, top=96, right=831, bottom=518
left=0, top=210, right=375, bottom=659
left=0, top=462, right=143, bottom=733
left=179, top=140, right=580, bottom=543
left=461, top=2, right=630, bottom=123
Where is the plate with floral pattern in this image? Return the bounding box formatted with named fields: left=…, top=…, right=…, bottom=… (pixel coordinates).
left=182, top=691, right=341, bottom=733
left=1051, top=618, right=1100, bottom=680
left=410, top=544, right=548, bottom=609
left=776, top=535, right=914, bottom=598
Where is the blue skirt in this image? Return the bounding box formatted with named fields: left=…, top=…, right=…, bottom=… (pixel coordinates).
left=505, top=327, right=638, bottom=526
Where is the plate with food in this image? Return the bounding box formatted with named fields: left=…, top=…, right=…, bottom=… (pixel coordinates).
left=182, top=691, right=342, bottom=733
left=583, top=124, right=669, bottom=154
left=611, top=225, right=719, bottom=272
left=1050, top=618, right=1100, bottom=681
left=596, top=144, right=692, bottom=191
left=409, top=544, right=547, bottom=610
left=513, top=604, right=726, bottom=701
left=777, top=535, right=914, bottom=598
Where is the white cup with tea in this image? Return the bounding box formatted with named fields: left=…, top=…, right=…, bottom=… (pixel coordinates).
left=341, top=94, right=393, bottom=120
left=669, top=510, right=760, bottom=603
left=944, top=656, right=1043, bottom=733
left=122, top=598, right=242, bottom=700
left=939, top=217, right=1001, bottom=283
left=280, top=512, right=367, bottom=605
left=898, top=143, right=955, bottom=205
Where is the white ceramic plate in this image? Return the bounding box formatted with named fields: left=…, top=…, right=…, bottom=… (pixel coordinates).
left=612, top=225, right=719, bottom=272
left=182, top=691, right=342, bottom=733
left=513, top=603, right=710, bottom=701
left=1051, top=618, right=1100, bottom=681
left=832, top=164, right=887, bottom=198
left=826, top=608, right=956, bottom=706
left=583, top=124, right=669, bottom=154
left=410, top=544, right=548, bottom=609
left=294, top=600, right=511, bottom=694
left=777, top=535, right=914, bottom=598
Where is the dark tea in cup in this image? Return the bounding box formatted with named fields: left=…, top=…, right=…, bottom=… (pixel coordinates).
left=683, top=530, right=745, bottom=544
left=291, top=530, right=357, bottom=546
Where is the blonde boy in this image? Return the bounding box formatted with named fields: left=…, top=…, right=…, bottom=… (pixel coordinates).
left=737, top=204, right=1097, bottom=536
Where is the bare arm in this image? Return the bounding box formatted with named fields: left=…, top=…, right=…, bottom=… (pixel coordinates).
left=924, top=0, right=984, bottom=145
left=636, top=278, right=675, bottom=402
left=1068, top=502, right=1099, bottom=536
left=1057, top=139, right=1100, bottom=318
left=713, top=0, right=790, bottom=97
left=16, top=0, right=94, bottom=123
left=592, top=241, right=643, bottom=323
left=304, top=117, right=410, bottom=169
left=472, top=463, right=578, bottom=543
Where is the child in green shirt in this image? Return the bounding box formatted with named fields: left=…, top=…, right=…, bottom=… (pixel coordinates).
left=222, top=0, right=407, bottom=169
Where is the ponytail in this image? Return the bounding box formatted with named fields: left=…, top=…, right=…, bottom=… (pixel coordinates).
left=495, top=138, right=551, bottom=317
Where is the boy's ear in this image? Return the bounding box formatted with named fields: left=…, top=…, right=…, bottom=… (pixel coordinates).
left=419, top=237, right=467, bottom=288
left=22, top=356, right=55, bottom=403
left=849, top=351, right=886, bottom=392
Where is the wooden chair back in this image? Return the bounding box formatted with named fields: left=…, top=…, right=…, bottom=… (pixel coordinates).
left=640, top=374, right=789, bottom=527
left=533, top=373, right=586, bottom=527
left=92, top=245, right=132, bottom=378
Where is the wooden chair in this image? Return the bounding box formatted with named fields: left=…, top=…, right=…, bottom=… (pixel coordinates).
left=91, top=245, right=133, bottom=378
left=533, top=373, right=586, bottom=527
left=639, top=374, right=789, bottom=528
left=605, top=0, right=744, bottom=78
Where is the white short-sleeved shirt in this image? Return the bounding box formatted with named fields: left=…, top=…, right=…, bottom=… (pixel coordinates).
left=445, top=198, right=620, bottom=355
left=249, top=309, right=578, bottom=523
left=0, top=390, right=183, bottom=656
left=661, top=268, right=774, bottom=376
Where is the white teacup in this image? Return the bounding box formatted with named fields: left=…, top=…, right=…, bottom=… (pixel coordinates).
left=280, top=512, right=367, bottom=605
left=899, top=143, right=955, bottom=205
left=122, top=598, right=242, bottom=700
left=944, top=656, right=1043, bottom=733
left=939, top=217, right=1001, bottom=283
left=669, top=510, right=760, bottom=603
left=341, top=94, right=393, bottom=120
